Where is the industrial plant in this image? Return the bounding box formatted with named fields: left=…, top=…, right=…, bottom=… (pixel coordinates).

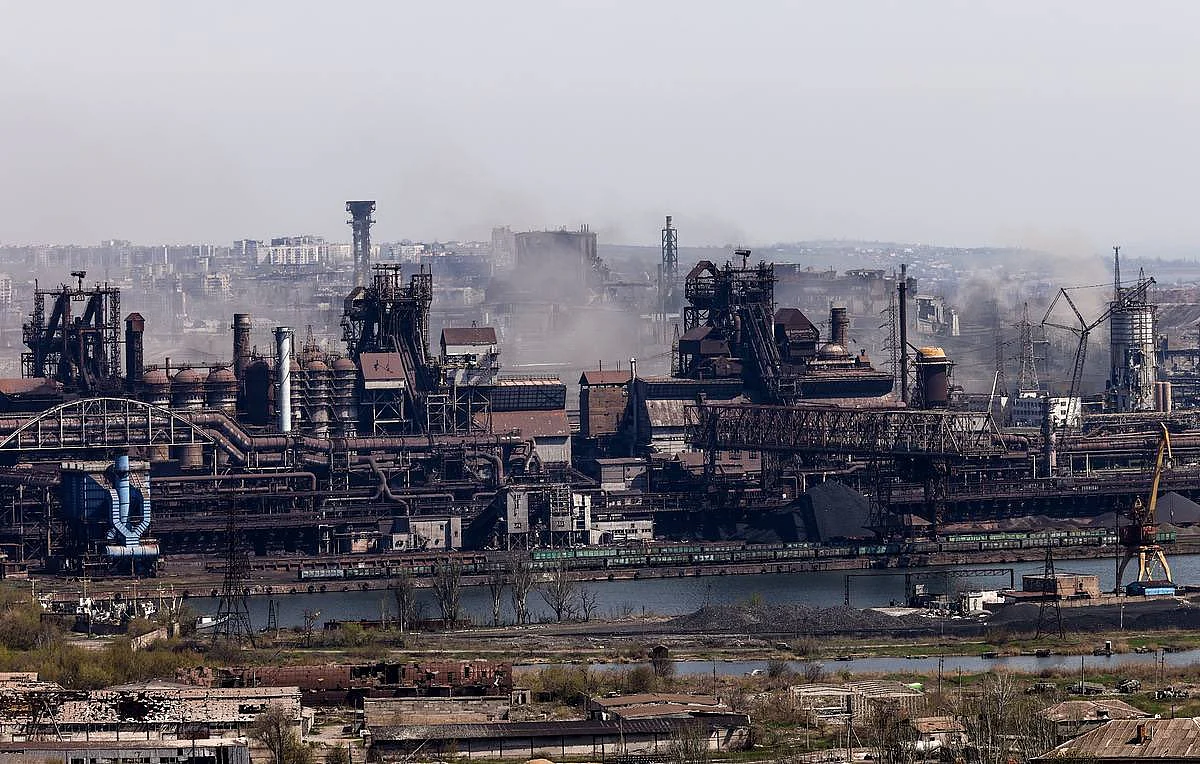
left=0, top=204, right=1197, bottom=601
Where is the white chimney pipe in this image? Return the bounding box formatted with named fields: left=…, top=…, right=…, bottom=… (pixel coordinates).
left=275, top=326, right=294, bottom=433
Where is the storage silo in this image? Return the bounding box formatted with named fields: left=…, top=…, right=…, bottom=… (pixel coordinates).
left=205, top=366, right=238, bottom=416
left=305, top=358, right=333, bottom=436
left=171, top=367, right=205, bottom=411
left=331, top=356, right=359, bottom=436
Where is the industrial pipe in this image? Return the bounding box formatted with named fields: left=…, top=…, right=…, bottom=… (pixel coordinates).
left=274, top=326, right=293, bottom=433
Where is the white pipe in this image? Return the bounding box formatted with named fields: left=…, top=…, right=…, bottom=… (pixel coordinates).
left=275, top=326, right=293, bottom=433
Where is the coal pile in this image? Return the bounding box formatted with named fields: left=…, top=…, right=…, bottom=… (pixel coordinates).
left=669, top=602, right=934, bottom=635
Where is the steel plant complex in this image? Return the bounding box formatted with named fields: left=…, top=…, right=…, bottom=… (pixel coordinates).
left=0, top=204, right=1198, bottom=596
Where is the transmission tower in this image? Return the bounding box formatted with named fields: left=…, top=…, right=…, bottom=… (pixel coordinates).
left=213, top=501, right=255, bottom=646
left=881, top=288, right=900, bottom=390
left=1035, top=544, right=1065, bottom=639
left=1016, top=302, right=1041, bottom=392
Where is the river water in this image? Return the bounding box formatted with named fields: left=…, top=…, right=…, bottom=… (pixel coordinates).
left=518, top=648, right=1200, bottom=678
left=189, top=551, right=1200, bottom=631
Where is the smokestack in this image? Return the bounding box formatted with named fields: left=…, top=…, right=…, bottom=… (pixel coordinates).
left=275, top=326, right=294, bottom=433
left=830, top=306, right=849, bottom=347
left=899, top=265, right=909, bottom=404
left=347, top=200, right=377, bottom=288
left=124, top=313, right=144, bottom=387
left=232, top=314, right=252, bottom=381
left=629, top=357, right=638, bottom=455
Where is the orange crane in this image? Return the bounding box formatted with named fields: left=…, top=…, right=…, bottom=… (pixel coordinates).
left=1116, top=423, right=1173, bottom=592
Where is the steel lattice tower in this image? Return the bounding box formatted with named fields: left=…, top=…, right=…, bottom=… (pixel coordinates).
left=213, top=502, right=255, bottom=646
left=1035, top=544, right=1065, bottom=639
left=347, top=200, right=377, bottom=288
left=880, top=287, right=900, bottom=389
left=1016, top=302, right=1040, bottom=392
left=659, top=215, right=679, bottom=338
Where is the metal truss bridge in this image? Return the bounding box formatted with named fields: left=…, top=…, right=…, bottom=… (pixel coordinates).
left=687, top=401, right=1006, bottom=458
left=0, top=397, right=214, bottom=452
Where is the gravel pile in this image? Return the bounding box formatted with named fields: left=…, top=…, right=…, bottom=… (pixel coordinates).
left=668, top=602, right=933, bottom=635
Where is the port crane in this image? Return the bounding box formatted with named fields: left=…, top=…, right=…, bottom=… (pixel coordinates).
left=1115, top=423, right=1174, bottom=592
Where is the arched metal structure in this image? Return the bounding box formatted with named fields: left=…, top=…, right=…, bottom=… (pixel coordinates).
left=0, top=397, right=216, bottom=452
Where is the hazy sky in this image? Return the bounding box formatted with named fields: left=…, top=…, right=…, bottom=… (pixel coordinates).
left=2, top=2, right=1200, bottom=252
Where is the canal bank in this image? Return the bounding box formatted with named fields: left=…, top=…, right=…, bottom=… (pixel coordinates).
left=174, top=551, right=1200, bottom=630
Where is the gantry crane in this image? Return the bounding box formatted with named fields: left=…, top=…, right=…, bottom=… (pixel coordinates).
left=1116, top=423, right=1174, bottom=592
left=1041, top=277, right=1154, bottom=414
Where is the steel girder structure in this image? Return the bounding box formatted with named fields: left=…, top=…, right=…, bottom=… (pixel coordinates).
left=687, top=402, right=1005, bottom=458
left=0, top=397, right=215, bottom=454
left=688, top=402, right=1006, bottom=531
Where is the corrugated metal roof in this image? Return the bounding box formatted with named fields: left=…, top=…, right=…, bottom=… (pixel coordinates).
left=372, top=715, right=747, bottom=742
left=775, top=308, right=817, bottom=332
left=360, top=352, right=408, bottom=385
left=591, top=693, right=724, bottom=708
left=441, top=327, right=497, bottom=346
left=645, top=398, right=691, bottom=428
left=489, top=409, right=570, bottom=437
left=910, top=716, right=965, bottom=734
left=373, top=718, right=677, bottom=741
left=1036, top=718, right=1200, bottom=760
left=580, top=370, right=632, bottom=385
left=1041, top=700, right=1150, bottom=723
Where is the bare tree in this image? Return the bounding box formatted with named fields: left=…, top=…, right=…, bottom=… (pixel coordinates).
left=250, top=704, right=311, bottom=764
left=957, top=672, right=1056, bottom=764
left=432, top=557, right=464, bottom=627
left=390, top=568, right=419, bottom=633
left=486, top=566, right=507, bottom=627
left=863, top=701, right=911, bottom=764
left=508, top=553, right=535, bottom=625
left=538, top=562, right=578, bottom=622
left=664, top=719, right=711, bottom=764
left=578, top=584, right=599, bottom=621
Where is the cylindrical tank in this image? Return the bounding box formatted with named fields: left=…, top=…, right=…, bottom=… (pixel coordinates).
left=141, top=368, right=171, bottom=407
left=274, top=327, right=294, bottom=433
left=331, top=356, right=359, bottom=436
left=1155, top=381, right=1174, bottom=413
left=176, top=443, right=204, bottom=471
left=171, top=368, right=205, bottom=410
left=232, top=314, right=252, bottom=381
left=305, top=358, right=332, bottom=436
left=205, top=366, right=238, bottom=416
left=124, top=313, right=145, bottom=387
left=915, top=347, right=951, bottom=409
left=1110, top=305, right=1157, bottom=412
left=830, top=306, right=849, bottom=348
left=244, top=359, right=272, bottom=426
left=290, top=357, right=304, bottom=431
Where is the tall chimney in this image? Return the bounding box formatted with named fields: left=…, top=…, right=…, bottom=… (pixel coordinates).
left=275, top=326, right=294, bottom=433
left=831, top=306, right=849, bottom=347
left=347, top=200, right=377, bottom=288
left=124, top=313, right=145, bottom=387
left=899, top=265, right=910, bottom=404
left=232, top=314, right=252, bottom=380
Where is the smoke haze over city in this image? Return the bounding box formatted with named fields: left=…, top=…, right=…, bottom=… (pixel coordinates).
left=2, top=1, right=1200, bottom=252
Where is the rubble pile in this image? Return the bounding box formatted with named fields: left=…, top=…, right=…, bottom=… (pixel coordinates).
left=670, top=603, right=932, bottom=635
